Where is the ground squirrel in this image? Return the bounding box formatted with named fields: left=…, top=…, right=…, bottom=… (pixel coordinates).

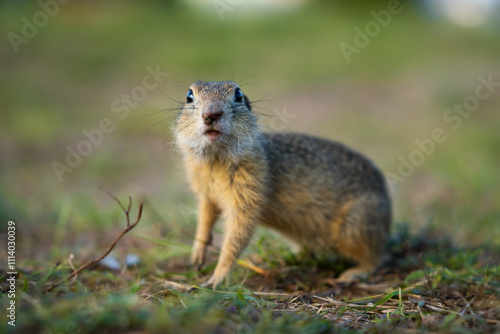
left=175, top=81, right=392, bottom=288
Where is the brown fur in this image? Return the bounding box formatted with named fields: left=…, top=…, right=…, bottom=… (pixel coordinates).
left=175, top=81, right=392, bottom=288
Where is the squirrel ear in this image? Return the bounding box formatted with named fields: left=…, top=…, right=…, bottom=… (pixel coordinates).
left=243, top=95, right=251, bottom=111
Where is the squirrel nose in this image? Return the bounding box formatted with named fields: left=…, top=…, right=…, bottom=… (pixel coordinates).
left=202, top=111, right=223, bottom=125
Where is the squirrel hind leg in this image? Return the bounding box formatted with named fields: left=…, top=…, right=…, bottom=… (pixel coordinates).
left=330, top=195, right=390, bottom=280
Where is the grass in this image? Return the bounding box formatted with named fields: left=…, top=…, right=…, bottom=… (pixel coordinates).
left=1, top=1, right=500, bottom=333
left=1, top=209, right=499, bottom=333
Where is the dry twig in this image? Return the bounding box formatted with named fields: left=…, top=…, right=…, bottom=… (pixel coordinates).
left=46, top=189, right=144, bottom=292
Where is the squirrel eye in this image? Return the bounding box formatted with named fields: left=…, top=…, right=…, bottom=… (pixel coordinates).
left=186, top=89, right=194, bottom=103
left=234, top=88, right=243, bottom=102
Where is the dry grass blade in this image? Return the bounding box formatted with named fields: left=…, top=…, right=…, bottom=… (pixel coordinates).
left=236, top=259, right=275, bottom=277
left=312, top=295, right=375, bottom=309
left=161, top=280, right=193, bottom=291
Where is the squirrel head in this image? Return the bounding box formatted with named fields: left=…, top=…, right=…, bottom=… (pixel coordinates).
left=175, top=81, right=260, bottom=162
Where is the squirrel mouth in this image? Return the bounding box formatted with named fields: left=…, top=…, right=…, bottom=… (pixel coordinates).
left=204, top=129, right=222, bottom=141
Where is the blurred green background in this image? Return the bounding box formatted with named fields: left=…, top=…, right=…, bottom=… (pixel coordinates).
left=1, top=0, right=499, bottom=263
